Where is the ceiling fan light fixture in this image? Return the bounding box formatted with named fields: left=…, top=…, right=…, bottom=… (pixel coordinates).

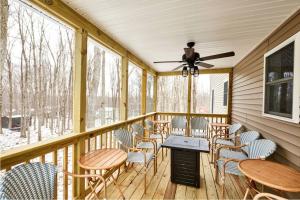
left=194, top=66, right=199, bottom=77
left=190, top=66, right=195, bottom=75
left=182, top=66, right=188, bottom=77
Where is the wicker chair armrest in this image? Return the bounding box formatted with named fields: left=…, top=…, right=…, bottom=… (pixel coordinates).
left=215, top=144, right=247, bottom=161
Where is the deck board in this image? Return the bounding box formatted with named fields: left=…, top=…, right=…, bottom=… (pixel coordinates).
left=97, top=151, right=249, bottom=200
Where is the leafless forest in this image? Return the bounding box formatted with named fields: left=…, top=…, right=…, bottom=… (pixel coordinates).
left=1, top=0, right=74, bottom=144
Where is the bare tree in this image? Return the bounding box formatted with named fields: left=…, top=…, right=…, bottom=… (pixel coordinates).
left=0, top=0, right=9, bottom=134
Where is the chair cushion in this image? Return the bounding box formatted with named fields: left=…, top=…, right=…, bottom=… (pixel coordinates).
left=215, top=139, right=234, bottom=146
left=217, top=159, right=243, bottom=176
left=219, top=149, right=248, bottom=160
left=127, top=152, right=154, bottom=164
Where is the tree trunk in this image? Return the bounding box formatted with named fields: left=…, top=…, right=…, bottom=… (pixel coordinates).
left=7, top=55, right=12, bottom=129
left=0, top=0, right=9, bottom=134
left=100, top=50, right=106, bottom=125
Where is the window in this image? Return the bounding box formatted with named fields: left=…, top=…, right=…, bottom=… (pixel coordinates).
left=223, top=81, right=228, bottom=106
left=191, top=74, right=229, bottom=114
left=128, top=62, right=142, bottom=118
left=86, top=38, right=121, bottom=129
left=263, top=32, right=300, bottom=123
left=146, top=74, right=154, bottom=113
left=157, top=76, right=188, bottom=112
left=1, top=0, right=74, bottom=152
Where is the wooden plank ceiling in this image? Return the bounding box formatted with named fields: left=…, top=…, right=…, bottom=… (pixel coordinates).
left=63, top=0, right=300, bottom=72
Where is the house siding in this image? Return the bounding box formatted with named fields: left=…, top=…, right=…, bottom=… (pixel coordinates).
left=232, top=9, right=300, bottom=169
left=210, top=74, right=228, bottom=114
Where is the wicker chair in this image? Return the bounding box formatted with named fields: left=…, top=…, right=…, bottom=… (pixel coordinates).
left=215, top=139, right=277, bottom=199
left=211, top=123, right=242, bottom=162
left=170, top=116, right=187, bottom=136
left=114, top=128, right=155, bottom=194
left=217, top=130, right=260, bottom=161
left=190, top=117, right=209, bottom=139
left=0, top=162, right=57, bottom=200
left=132, top=123, right=162, bottom=167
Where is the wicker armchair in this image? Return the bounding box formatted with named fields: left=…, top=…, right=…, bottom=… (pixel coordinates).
left=190, top=117, right=209, bottom=139
left=114, top=128, right=155, bottom=194
left=215, top=139, right=276, bottom=199
left=132, top=123, right=162, bottom=168
left=211, top=123, right=242, bottom=162
left=0, top=162, right=57, bottom=200
left=170, top=116, right=187, bottom=136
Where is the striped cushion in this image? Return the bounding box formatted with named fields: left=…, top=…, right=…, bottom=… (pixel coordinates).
left=0, top=162, right=56, bottom=200
left=219, top=149, right=248, bottom=160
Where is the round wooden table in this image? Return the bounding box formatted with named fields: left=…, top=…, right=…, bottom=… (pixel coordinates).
left=79, top=148, right=127, bottom=199
left=238, top=159, right=300, bottom=200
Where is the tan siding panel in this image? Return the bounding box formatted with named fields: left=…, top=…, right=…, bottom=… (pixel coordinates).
left=232, top=10, right=300, bottom=168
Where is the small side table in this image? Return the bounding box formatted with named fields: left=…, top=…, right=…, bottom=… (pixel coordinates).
left=78, top=148, right=127, bottom=199
left=238, top=159, right=300, bottom=200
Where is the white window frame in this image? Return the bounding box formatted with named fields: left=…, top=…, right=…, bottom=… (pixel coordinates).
left=262, top=31, right=300, bottom=123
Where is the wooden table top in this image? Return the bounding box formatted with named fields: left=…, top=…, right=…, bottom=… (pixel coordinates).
left=238, top=159, right=300, bottom=192
left=78, top=148, right=127, bottom=170
left=210, top=123, right=229, bottom=127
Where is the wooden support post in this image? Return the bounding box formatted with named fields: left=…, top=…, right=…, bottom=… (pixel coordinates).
left=141, top=69, right=147, bottom=115
left=227, top=70, right=233, bottom=124
left=73, top=28, right=87, bottom=198
left=187, top=74, right=192, bottom=136
left=153, top=75, right=158, bottom=112
left=120, top=55, right=128, bottom=121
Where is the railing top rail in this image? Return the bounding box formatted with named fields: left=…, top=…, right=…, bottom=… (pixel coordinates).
left=0, top=112, right=155, bottom=169
left=156, top=112, right=228, bottom=118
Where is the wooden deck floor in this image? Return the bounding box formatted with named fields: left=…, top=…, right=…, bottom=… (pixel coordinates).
left=97, top=151, right=251, bottom=200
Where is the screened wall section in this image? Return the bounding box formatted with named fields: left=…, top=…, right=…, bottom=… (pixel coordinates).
left=86, top=38, right=121, bottom=129
left=128, top=62, right=142, bottom=118
left=157, top=76, right=188, bottom=112
left=146, top=73, right=154, bottom=113
left=1, top=0, right=74, bottom=152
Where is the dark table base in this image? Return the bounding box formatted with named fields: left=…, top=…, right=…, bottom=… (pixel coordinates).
left=170, top=148, right=200, bottom=188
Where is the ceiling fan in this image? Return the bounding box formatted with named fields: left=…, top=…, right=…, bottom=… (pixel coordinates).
left=153, top=42, right=235, bottom=77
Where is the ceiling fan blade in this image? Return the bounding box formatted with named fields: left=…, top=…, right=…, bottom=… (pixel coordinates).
left=153, top=61, right=184, bottom=63
left=195, top=61, right=214, bottom=68
left=172, top=65, right=184, bottom=71
left=199, top=51, right=235, bottom=61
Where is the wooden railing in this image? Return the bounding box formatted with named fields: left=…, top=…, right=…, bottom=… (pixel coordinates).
left=0, top=112, right=155, bottom=199
left=0, top=112, right=228, bottom=199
